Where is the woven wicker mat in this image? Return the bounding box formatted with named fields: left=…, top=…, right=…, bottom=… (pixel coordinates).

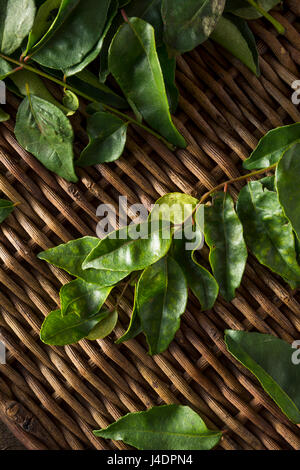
left=0, top=2, right=300, bottom=451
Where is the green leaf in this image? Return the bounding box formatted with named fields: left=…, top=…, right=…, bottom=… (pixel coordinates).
left=276, top=142, right=300, bottom=242
left=60, top=278, right=112, bottom=317
left=211, top=14, right=260, bottom=76
left=161, top=0, right=225, bottom=54
left=76, top=111, right=127, bottom=167
left=87, top=309, right=118, bottom=340
left=40, top=308, right=110, bottom=346
left=115, top=286, right=142, bottom=344
left=260, top=175, right=275, bottom=192
left=243, top=124, right=300, bottom=170
left=203, top=192, right=247, bottom=302
left=137, top=256, right=188, bottom=355
left=149, top=192, right=198, bottom=225
left=83, top=221, right=172, bottom=273
left=62, top=89, right=79, bottom=114
left=94, top=404, right=222, bottom=450
left=0, top=198, right=14, bottom=222
left=0, top=0, right=36, bottom=54
left=0, top=108, right=9, bottom=122
left=15, top=94, right=78, bottom=182
left=237, top=181, right=300, bottom=285
left=157, top=44, right=179, bottom=114
left=64, top=0, right=119, bottom=77
left=32, top=0, right=111, bottom=71
left=108, top=17, right=186, bottom=148
left=0, top=56, right=13, bottom=80
left=172, top=228, right=219, bottom=311
left=38, top=236, right=130, bottom=286
left=225, top=330, right=300, bottom=423
left=225, top=0, right=281, bottom=19
left=25, top=0, right=61, bottom=54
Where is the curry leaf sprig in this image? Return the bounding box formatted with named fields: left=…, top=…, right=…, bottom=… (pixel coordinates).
left=0, top=0, right=284, bottom=181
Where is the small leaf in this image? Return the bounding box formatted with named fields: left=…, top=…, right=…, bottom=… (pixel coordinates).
left=62, top=90, right=79, bottom=114
left=108, top=17, right=186, bottom=148
left=60, top=278, right=112, bottom=317
left=137, top=256, right=188, bottom=355
left=237, top=181, right=300, bottom=285
left=243, top=124, right=300, bottom=170
left=157, top=44, right=179, bottom=114
left=276, top=142, right=300, bottom=242
left=40, top=308, right=109, bottom=346
left=94, top=404, right=222, bottom=450
left=115, top=287, right=142, bottom=344
left=203, top=192, right=247, bottom=302
left=172, top=228, right=219, bottom=311
left=225, top=330, right=300, bottom=423
left=225, top=0, right=281, bottom=19
left=0, top=108, right=9, bottom=122
left=149, top=192, right=198, bottom=225
left=15, top=94, right=78, bottom=182
left=76, top=111, right=127, bottom=167
left=25, top=0, right=61, bottom=54
left=32, top=0, right=111, bottom=72
left=0, top=199, right=14, bottom=223
left=0, top=0, right=36, bottom=54
left=211, top=14, right=260, bottom=76
left=83, top=221, right=172, bottom=273
left=38, top=237, right=130, bottom=286
left=87, top=309, right=118, bottom=340
left=0, top=56, right=13, bottom=80
left=161, top=0, right=225, bottom=54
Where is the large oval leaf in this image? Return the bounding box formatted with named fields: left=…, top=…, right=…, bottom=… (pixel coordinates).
left=276, top=143, right=300, bottom=242
left=94, top=404, right=222, bottom=450
left=225, top=0, right=281, bottom=19
left=0, top=0, right=36, bottom=54
left=237, top=181, right=300, bottom=285
left=14, top=94, right=78, bottom=182
left=137, top=256, right=188, bottom=355
left=0, top=199, right=14, bottom=223
left=203, top=192, right=247, bottom=302
left=82, top=222, right=172, bottom=273
left=225, top=330, right=300, bottom=423
left=149, top=192, right=198, bottom=225
left=32, top=0, right=111, bottom=71
left=161, top=0, right=225, bottom=54
left=87, top=309, right=118, bottom=340
left=60, top=278, right=112, bottom=317
left=40, top=308, right=110, bottom=346
left=243, top=124, right=300, bottom=170
left=211, top=14, right=259, bottom=76
left=108, top=17, right=186, bottom=148
left=76, top=111, right=127, bottom=167
left=38, top=237, right=130, bottom=286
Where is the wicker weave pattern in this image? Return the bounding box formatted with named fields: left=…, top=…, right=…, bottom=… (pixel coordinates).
left=0, top=3, right=300, bottom=450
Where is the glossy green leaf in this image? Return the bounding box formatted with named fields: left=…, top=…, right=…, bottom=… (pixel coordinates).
left=32, top=0, right=111, bottom=71
left=87, top=309, right=118, bottom=340
left=225, top=0, right=281, bottom=19
left=150, top=192, right=198, bottom=225
left=243, top=124, right=300, bottom=170
left=157, top=44, right=178, bottom=114
left=25, top=0, right=61, bottom=54
left=94, top=404, right=222, bottom=450
left=83, top=221, right=172, bottom=273
left=0, top=0, right=36, bottom=54
left=38, top=236, right=130, bottom=286
left=203, top=192, right=247, bottom=302
left=276, top=142, right=300, bottom=242
left=172, top=228, right=219, bottom=311
left=62, top=90, right=79, bottom=114
left=0, top=56, right=13, bottom=80
left=225, top=330, right=300, bottom=423
left=0, top=108, right=9, bottom=122
left=260, top=175, right=275, bottom=192
left=40, top=308, right=110, bottom=346
left=115, top=287, right=142, bottom=344
left=211, top=14, right=259, bottom=76
left=14, top=94, right=78, bottom=182
left=76, top=111, right=127, bottom=167
left=137, top=256, right=188, bottom=355
left=0, top=199, right=14, bottom=222
left=108, top=17, right=186, bottom=148
left=60, top=278, right=112, bottom=317
left=237, top=181, right=300, bottom=285
left=161, top=0, right=225, bottom=54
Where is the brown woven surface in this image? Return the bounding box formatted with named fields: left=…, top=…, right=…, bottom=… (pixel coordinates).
left=0, top=3, right=300, bottom=451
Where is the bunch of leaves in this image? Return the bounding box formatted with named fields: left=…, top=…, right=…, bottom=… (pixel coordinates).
left=0, top=0, right=284, bottom=181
